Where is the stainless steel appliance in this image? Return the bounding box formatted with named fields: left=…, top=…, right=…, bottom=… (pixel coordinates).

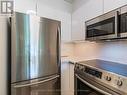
left=11, top=12, right=61, bottom=95
left=86, top=4, right=127, bottom=41
left=85, top=9, right=120, bottom=41
left=120, top=5, right=127, bottom=38
left=74, top=59, right=127, bottom=95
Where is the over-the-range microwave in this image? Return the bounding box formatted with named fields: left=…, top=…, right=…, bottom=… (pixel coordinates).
left=85, top=5, right=127, bottom=41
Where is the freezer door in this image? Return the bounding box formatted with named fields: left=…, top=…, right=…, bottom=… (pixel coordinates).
left=11, top=75, right=60, bottom=95
left=11, top=12, right=61, bottom=83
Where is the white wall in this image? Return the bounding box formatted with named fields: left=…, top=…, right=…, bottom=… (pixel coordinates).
left=0, top=17, right=8, bottom=95
left=14, top=0, right=72, bottom=42
left=14, top=0, right=72, bottom=13
left=74, top=42, right=100, bottom=60
left=61, top=43, right=74, bottom=57
left=74, top=41, right=127, bottom=64
left=36, top=0, right=72, bottom=13
left=98, top=41, right=127, bottom=64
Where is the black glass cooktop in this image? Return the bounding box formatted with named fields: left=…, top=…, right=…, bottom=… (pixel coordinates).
left=79, top=59, right=127, bottom=77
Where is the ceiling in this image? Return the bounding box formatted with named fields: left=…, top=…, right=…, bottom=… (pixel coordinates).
left=64, top=0, right=74, bottom=3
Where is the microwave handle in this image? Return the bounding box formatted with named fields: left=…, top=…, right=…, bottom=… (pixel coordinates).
left=115, top=11, right=119, bottom=37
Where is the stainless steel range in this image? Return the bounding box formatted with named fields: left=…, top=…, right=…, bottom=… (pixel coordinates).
left=74, top=59, right=127, bottom=95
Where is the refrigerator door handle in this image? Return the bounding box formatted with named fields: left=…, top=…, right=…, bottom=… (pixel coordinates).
left=57, top=26, right=61, bottom=68
left=13, top=75, right=60, bottom=88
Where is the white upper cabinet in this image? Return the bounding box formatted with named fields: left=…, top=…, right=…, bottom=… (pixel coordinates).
left=72, top=0, right=103, bottom=41
left=37, top=0, right=72, bottom=42
left=104, top=0, right=127, bottom=13
left=14, top=0, right=36, bottom=13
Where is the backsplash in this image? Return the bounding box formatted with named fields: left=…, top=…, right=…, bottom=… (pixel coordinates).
left=61, top=43, right=74, bottom=57
left=74, top=41, right=100, bottom=61
left=98, top=41, right=127, bottom=64
left=74, top=41, right=127, bottom=64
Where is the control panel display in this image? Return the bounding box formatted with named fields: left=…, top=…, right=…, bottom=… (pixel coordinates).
left=85, top=67, right=102, bottom=79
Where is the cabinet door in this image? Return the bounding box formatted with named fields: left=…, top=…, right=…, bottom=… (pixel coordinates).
left=72, top=0, right=103, bottom=41
left=72, top=16, right=85, bottom=41
left=14, top=0, right=36, bottom=13
left=61, top=62, right=70, bottom=95
left=104, top=0, right=127, bottom=13
left=61, top=62, right=74, bottom=95
left=69, top=64, right=74, bottom=95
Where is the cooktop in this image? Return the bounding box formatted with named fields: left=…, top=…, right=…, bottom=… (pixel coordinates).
left=79, top=59, right=127, bottom=77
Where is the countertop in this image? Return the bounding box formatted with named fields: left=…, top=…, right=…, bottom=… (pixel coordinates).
left=61, top=56, right=85, bottom=64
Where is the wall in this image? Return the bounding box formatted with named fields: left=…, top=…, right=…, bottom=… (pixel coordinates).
left=0, top=17, right=8, bottom=95
left=14, top=0, right=72, bottom=42
left=98, top=41, right=127, bottom=64
left=74, top=41, right=127, bottom=64
left=74, top=42, right=100, bottom=60
left=61, top=43, right=74, bottom=57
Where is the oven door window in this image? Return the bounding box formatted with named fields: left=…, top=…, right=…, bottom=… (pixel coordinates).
left=86, top=17, right=115, bottom=38
left=77, top=78, right=103, bottom=95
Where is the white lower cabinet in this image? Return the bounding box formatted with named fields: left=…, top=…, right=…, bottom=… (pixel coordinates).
left=69, top=63, right=74, bottom=95
left=61, top=62, right=74, bottom=95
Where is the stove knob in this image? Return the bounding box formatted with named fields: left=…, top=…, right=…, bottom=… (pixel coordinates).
left=81, top=67, right=84, bottom=71
left=106, top=76, right=111, bottom=81
left=117, top=80, right=123, bottom=86
left=77, top=65, right=79, bottom=69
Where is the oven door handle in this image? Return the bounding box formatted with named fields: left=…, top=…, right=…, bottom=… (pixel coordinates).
left=76, top=74, right=112, bottom=95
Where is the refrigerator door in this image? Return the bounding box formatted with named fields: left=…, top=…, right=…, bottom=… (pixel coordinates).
left=11, top=12, right=61, bottom=83
left=11, top=12, right=31, bottom=83
left=35, top=16, right=61, bottom=79
left=29, top=15, right=61, bottom=79
left=11, top=75, right=60, bottom=95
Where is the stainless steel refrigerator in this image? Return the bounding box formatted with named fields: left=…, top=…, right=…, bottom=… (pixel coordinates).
left=11, top=12, right=61, bottom=95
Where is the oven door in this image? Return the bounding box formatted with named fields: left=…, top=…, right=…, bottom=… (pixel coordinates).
left=85, top=9, right=120, bottom=41
left=75, top=74, right=121, bottom=95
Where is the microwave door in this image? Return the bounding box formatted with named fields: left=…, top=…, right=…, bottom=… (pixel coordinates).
left=86, top=9, right=120, bottom=40
left=120, top=5, right=127, bottom=38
